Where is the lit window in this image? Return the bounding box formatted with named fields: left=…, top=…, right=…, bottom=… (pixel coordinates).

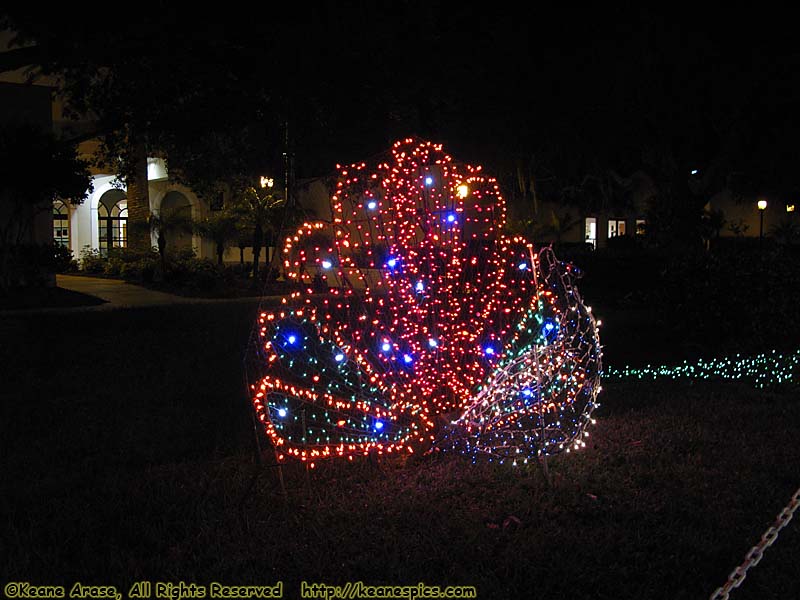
left=635, top=219, right=646, bottom=235
left=584, top=217, right=597, bottom=248
left=53, top=201, right=69, bottom=248
left=98, top=190, right=128, bottom=257
left=608, top=219, right=626, bottom=238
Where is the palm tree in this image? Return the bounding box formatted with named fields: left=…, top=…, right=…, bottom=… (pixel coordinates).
left=126, top=142, right=152, bottom=252
left=195, top=213, right=239, bottom=265
left=148, top=204, right=193, bottom=268
left=229, top=186, right=285, bottom=280
left=234, top=220, right=251, bottom=266
left=770, top=217, right=800, bottom=245
left=533, top=209, right=583, bottom=243
left=701, top=207, right=726, bottom=249
left=265, top=201, right=307, bottom=280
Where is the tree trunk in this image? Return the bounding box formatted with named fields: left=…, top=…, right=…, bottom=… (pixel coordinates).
left=126, top=141, right=151, bottom=252
left=157, top=231, right=166, bottom=270
left=266, top=226, right=286, bottom=281
left=216, top=243, right=224, bottom=265
left=0, top=246, right=10, bottom=291
left=239, top=246, right=244, bottom=265
left=252, top=223, right=263, bottom=281
left=266, top=242, right=281, bottom=281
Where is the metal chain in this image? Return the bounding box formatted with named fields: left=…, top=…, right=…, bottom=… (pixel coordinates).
left=709, top=486, right=800, bottom=600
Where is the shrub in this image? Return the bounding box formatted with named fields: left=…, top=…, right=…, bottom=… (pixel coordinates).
left=108, top=246, right=158, bottom=265
left=52, top=244, right=77, bottom=273
left=103, top=257, right=124, bottom=277
left=604, top=233, right=644, bottom=255
left=569, top=247, right=669, bottom=310
left=164, top=256, right=224, bottom=290
left=567, top=243, right=799, bottom=357
left=189, top=258, right=223, bottom=290
left=645, top=245, right=800, bottom=355
left=119, top=261, right=138, bottom=281
left=120, top=257, right=158, bottom=283
left=139, top=258, right=158, bottom=283
left=257, top=265, right=281, bottom=283
left=79, top=246, right=159, bottom=278
left=79, top=246, right=105, bottom=273
left=0, top=243, right=68, bottom=288
left=225, top=262, right=253, bottom=279
left=174, top=247, right=197, bottom=261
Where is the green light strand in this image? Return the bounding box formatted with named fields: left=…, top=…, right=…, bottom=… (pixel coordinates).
left=604, top=349, right=800, bottom=389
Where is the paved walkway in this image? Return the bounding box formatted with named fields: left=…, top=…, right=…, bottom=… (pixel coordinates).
left=57, top=274, right=193, bottom=307
left=0, top=275, right=272, bottom=316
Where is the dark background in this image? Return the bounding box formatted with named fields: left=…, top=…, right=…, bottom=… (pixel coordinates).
left=4, top=4, right=799, bottom=187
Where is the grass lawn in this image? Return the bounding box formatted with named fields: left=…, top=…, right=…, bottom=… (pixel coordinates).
left=1, top=303, right=798, bottom=599
left=0, top=285, right=107, bottom=310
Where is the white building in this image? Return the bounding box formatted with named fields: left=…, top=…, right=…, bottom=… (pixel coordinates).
left=0, top=29, right=259, bottom=264
left=56, top=149, right=214, bottom=261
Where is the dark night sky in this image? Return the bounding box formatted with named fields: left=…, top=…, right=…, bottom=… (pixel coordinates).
left=4, top=3, right=799, bottom=187
left=258, top=3, right=799, bottom=184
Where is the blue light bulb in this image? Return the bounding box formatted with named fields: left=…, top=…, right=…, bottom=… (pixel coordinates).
left=381, top=342, right=391, bottom=352
left=415, top=281, right=424, bottom=292
left=287, top=335, right=297, bottom=345
left=277, top=408, right=287, bottom=418
left=321, top=260, right=332, bottom=269
left=375, top=420, right=384, bottom=431
left=334, top=353, right=345, bottom=362
left=387, top=258, right=397, bottom=268
left=518, top=262, right=528, bottom=271
left=428, top=338, right=438, bottom=348
left=484, top=346, right=496, bottom=356
left=425, top=176, right=434, bottom=186
left=447, top=213, right=456, bottom=223
left=367, top=200, right=377, bottom=210
left=403, top=354, right=413, bottom=364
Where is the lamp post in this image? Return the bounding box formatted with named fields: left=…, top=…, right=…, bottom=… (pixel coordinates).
left=757, top=199, right=767, bottom=248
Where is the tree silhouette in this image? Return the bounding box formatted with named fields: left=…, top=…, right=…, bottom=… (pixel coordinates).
left=195, top=213, right=239, bottom=265
left=0, top=123, right=92, bottom=289
left=147, top=205, right=194, bottom=268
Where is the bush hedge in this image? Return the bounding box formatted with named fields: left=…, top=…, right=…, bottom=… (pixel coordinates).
left=566, top=242, right=800, bottom=356
left=1, top=243, right=77, bottom=289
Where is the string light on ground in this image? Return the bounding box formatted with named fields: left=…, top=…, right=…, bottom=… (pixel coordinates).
left=605, top=350, right=800, bottom=389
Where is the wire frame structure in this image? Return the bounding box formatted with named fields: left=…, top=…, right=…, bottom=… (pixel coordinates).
left=443, top=247, right=603, bottom=464
left=247, top=138, right=602, bottom=466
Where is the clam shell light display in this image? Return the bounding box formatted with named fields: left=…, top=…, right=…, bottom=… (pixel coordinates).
left=248, top=138, right=602, bottom=466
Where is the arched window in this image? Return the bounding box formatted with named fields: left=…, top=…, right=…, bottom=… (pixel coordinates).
left=98, top=190, right=127, bottom=257
left=53, top=201, right=69, bottom=248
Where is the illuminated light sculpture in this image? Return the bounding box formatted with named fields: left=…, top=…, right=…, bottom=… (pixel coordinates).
left=248, top=138, right=602, bottom=464
left=445, top=248, right=602, bottom=463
